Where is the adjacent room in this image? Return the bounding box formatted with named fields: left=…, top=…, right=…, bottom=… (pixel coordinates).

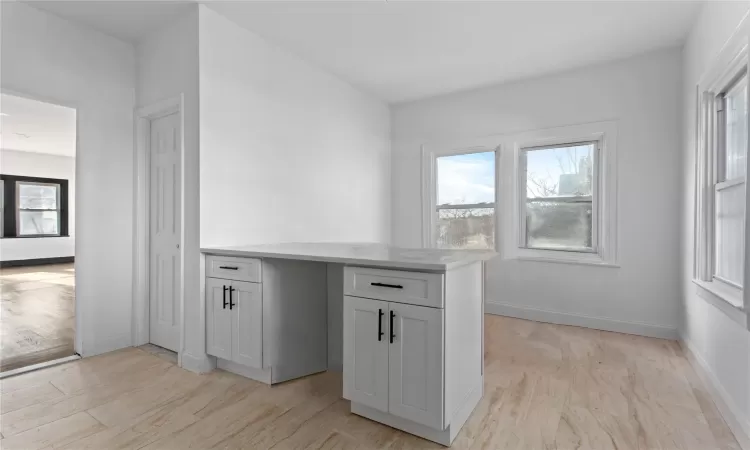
left=0, top=93, right=77, bottom=374
left=0, top=1, right=749, bottom=449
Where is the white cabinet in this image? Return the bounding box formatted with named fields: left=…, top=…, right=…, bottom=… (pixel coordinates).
left=343, top=296, right=445, bottom=429
left=343, top=296, right=389, bottom=412
left=206, top=278, right=232, bottom=360
left=206, top=278, right=263, bottom=369
left=388, top=302, right=444, bottom=430
left=232, top=280, right=263, bottom=368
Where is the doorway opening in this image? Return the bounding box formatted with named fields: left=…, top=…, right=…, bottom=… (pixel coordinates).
left=0, top=92, right=79, bottom=374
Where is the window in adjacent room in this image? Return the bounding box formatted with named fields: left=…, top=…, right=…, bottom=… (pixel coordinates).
left=694, top=46, right=747, bottom=309
left=17, top=181, right=61, bottom=236
left=520, top=142, right=597, bottom=253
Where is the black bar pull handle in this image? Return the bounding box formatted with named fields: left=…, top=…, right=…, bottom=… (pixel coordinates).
left=219, top=266, right=239, bottom=270
left=378, top=309, right=384, bottom=341
left=222, top=285, right=228, bottom=309
left=389, top=311, right=395, bottom=344
left=371, top=282, right=403, bottom=289
left=229, top=286, right=235, bottom=310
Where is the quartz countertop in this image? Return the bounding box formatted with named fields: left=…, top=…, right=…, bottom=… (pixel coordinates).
left=201, top=242, right=496, bottom=271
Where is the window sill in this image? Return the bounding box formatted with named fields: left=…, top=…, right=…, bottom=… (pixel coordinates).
left=692, top=279, right=748, bottom=328
left=504, top=248, right=619, bottom=268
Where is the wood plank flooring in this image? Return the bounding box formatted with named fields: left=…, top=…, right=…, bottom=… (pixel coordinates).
left=0, top=263, right=76, bottom=372
left=0, top=315, right=740, bottom=449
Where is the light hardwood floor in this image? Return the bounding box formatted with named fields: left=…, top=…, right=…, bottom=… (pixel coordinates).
left=0, top=263, right=76, bottom=373
left=0, top=315, right=739, bottom=449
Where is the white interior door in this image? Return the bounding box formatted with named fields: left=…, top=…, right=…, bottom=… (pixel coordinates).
left=388, top=302, right=444, bottom=429
left=231, top=280, right=263, bottom=368
left=343, top=295, right=389, bottom=412
left=149, top=111, right=181, bottom=352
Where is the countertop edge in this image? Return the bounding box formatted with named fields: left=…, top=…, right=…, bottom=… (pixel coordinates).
left=200, top=247, right=493, bottom=272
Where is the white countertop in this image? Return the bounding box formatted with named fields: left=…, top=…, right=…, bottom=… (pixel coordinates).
left=201, top=242, right=496, bottom=271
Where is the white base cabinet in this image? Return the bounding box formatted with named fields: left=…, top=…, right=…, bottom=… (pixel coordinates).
left=205, top=256, right=327, bottom=384
left=343, top=262, right=484, bottom=446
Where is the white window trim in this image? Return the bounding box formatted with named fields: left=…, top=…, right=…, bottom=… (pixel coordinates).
left=501, top=121, right=618, bottom=267
left=694, top=37, right=749, bottom=316
left=421, top=137, right=500, bottom=250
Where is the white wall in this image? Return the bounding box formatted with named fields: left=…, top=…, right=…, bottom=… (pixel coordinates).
left=198, top=6, right=391, bottom=248
left=135, top=6, right=201, bottom=364
left=681, top=1, right=750, bottom=444
left=1, top=2, right=136, bottom=356
left=0, top=149, right=76, bottom=261
left=392, top=49, right=683, bottom=337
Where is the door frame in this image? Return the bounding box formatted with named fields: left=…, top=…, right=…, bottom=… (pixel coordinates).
left=133, top=95, right=185, bottom=361
left=0, top=86, right=82, bottom=356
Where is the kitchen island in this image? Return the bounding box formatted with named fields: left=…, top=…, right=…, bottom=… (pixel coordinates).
left=201, top=243, right=495, bottom=446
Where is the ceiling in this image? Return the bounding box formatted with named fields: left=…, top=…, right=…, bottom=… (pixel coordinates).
left=0, top=94, right=77, bottom=157
left=29, top=1, right=703, bottom=103
left=28, top=0, right=194, bottom=43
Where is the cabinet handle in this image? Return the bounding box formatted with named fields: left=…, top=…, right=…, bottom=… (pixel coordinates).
left=371, top=282, right=403, bottom=289
left=219, top=266, right=239, bottom=270
left=229, top=286, right=235, bottom=310
left=389, top=311, right=395, bottom=344
left=378, top=309, right=384, bottom=341
left=222, top=285, right=228, bottom=309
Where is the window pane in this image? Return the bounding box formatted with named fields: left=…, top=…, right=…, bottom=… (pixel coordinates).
left=437, top=208, right=494, bottom=250
left=527, top=201, right=593, bottom=251
left=715, top=183, right=744, bottom=286
left=524, top=143, right=595, bottom=251
left=19, top=210, right=59, bottom=235
left=725, top=78, right=748, bottom=180
left=18, top=183, right=58, bottom=210
left=437, top=152, right=495, bottom=206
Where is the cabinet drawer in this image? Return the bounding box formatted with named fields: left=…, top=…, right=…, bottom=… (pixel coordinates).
left=206, top=255, right=262, bottom=283
left=344, top=267, right=444, bottom=308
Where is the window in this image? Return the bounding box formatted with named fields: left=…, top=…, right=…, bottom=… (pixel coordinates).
left=694, top=45, right=748, bottom=310
left=0, top=174, right=69, bottom=238
left=435, top=151, right=496, bottom=249
left=520, top=142, right=597, bottom=253
left=17, top=182, right=61, bottom=236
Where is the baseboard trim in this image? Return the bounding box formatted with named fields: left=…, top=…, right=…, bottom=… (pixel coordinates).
left=485, top=301, right=678, bottom=340
left=0, top=256, right=74, bottom=268
left=680, top=337, right=750, bottom=450
left=180, top=352, right=216, bottom=374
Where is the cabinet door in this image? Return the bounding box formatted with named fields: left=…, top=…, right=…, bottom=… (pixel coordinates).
left=388, top=302, right=444, bottom=430
left=231, top=280, right=263, bottom=368
left=206, top=278, right=232, bottom=360
left=343, top=295, right=389, bottom=412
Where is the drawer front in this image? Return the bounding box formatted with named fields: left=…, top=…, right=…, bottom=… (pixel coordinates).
left=344, top=267, right=444, bottom=308
left=206, top=255, right=262, bottom=283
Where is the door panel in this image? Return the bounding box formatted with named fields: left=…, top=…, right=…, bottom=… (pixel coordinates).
left=388, top=302, right=444, bottom=429
left=343, top=296, right=389, bottom=412
left=206, top=278, right=232, bottom=360
left=149, top=111, right=181, bottom=351
left=232, top=281, right=263, bottom=368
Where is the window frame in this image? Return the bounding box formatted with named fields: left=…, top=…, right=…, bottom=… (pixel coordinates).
left=0, top=174, right=70, bottom=238
left=502, top=121, right=618, bottom=266
left=518, top=140, right=600, bottom=254
left=421, top=138, right=500, bottom=251
left=694, top=41, right=749, bottom=314
left=16, top=180, right=62, bottom=237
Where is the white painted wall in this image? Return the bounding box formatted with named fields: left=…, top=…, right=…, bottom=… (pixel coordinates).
left=392, top=49, right=683, bottom=337
left=0, top=149, right=76, bottom=261
left=1, top=2, right=136, bottom=356
left=135, top=6, right=201, bottom=362
left=198, top=6, right=391, bottom=248
left=681, top=1, right=750, bottom=443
